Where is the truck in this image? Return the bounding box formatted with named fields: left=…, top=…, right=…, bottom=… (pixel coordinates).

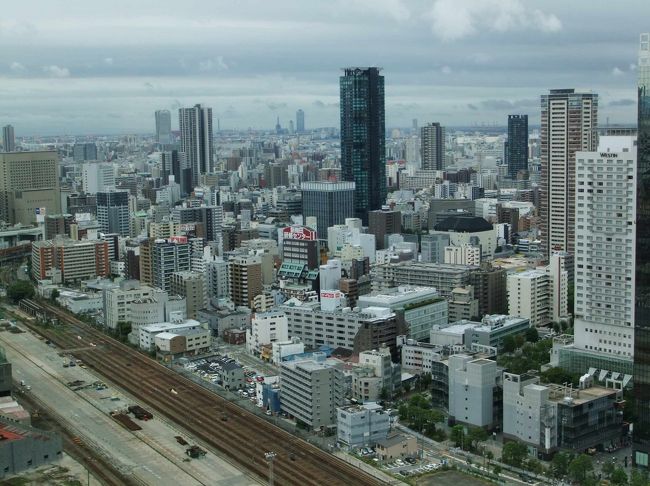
left=128, top=405, right=153, bottom=420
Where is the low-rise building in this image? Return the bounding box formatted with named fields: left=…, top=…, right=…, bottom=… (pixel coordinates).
left=56, top=290, right=103, bottom=314
left=154, top=328, right=211, bottom=361
left=448, top=286, right=480, bottom=322
left=32, top=237, right=110, bottom=283
left=0, top=418, right=63, bottom=476
left=351, top=346, right=401, bottom=402
left=246, top=311, right=289, bottom=357
left=272, top=337, right=305, bottom=364
left=337, top=402, right=390, bottom=449
left=430, top=315, right=530, bottom=351
left=138, top=319, right=203, bottom=351
left=357, top=286, right=448, bottom=342
left=503, top=372, right=623, bottom=458
left=221, top=362, right=245, bottom=390
left=280, top=356, right=345, bottom=430
left=375, top=433, right=418, bottom=461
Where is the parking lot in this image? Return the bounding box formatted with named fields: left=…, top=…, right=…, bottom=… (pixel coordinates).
left=183, top=353, right=272, bottom=409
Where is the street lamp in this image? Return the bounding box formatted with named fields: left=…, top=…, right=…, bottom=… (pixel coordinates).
left=265, top=451, right=277, bottom=486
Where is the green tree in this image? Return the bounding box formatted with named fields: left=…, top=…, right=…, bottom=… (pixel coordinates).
left=450, top=425, right=465, bottom=448
left=485, top=450, right=494, bottom=464
left=492, top=464, right=502, bottom=477
left=379, top=386, right=389, bottom=401
left=568, top=454, right=593, bottom=484
left=550, top=452, right=571, bottom=479
left=610, top=467, right=628, bottom=485
left=7, top=280, right=35, bottom=303
left=398, top=404, right=408, bottom=421
left=467, top=427, right=488, bottom=452
left=541, top=367, right=578, bottom=385
left=115, top=321, right=132, bottom=342
left=602, top=461, right=616, bottom=478
left=631, top=468, right=650, bottom=486
left=501, top=441, right=528, bottom=468
left=503, top=335, right=517, bottom=353
left=525, top=326, right=539, bottom=343
left=515, top=334, right=525, bottom=348
left=50, top=288, right=60, bottom=302
left=526, top=458, right=544, bottom=475
left=403, top=382, right=411, bottom=394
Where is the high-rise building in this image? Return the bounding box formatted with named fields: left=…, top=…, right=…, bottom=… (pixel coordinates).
left=82, top=162, right=115, bottom=194
left=506, top=115, right=528, bottom=178
left=368, top=208, right=401, bottom=250
left=574, top=139, right=636, bottom=360
left=340, top=67, right=386, bottom=223
left=2, top=125, right=15, bottom=152
left=73, top=143, right=98, bottom=162
left=281, top=225, right=320, bottom=269
left=32, top=238, right=110, bottom=283
left=179, top=104, right=213, bottom=187
left=0, top=151, right=61, bottom=225
left=229, top=254, right=263, bottom=308
left=155, top=109, right=172, bottom=144
left=540, top=89, right=598, bottom=256
left=301, top=181, right=355, bottom=239
left=296, top=109, right=305, bottom=133
left=151, top=237, right=191, bottom=293
left=171, top=271, right=206, bottom=320
left=634, top=32, right=650, bottom=467
left=96, top=190, right=130, bottom=237
left=161, top=150, right=191, bottom=195
left=421, top=122, right=445, bottom=170
left=507, top=269, right=550, bottom=327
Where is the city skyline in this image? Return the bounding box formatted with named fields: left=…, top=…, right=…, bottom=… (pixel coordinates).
left=0, top=1, right=648, bottom=135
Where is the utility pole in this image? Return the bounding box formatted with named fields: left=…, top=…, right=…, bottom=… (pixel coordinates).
left=265, top=451, right=277, bottom=486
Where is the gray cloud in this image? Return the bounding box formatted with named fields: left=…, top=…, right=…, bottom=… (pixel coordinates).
left=607, top=98, right=636, bottom=107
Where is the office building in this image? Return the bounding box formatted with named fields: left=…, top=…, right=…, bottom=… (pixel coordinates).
left=421, top=122, right=445, bottom=170
left=301, top=181, right=355, bottom=239
left=431, top=215, right=496, bottom=260
left=155, top=109, right=172, bottom=144
left=371, top=262, right=475, bottom=298
left=82, top=162, right=115, bottom=194
left=229, top=254, right=263, bottom=308
left=171, top=271, right=206, bottom=320
left=506, top=115, right=528, bottom=178
left=173, top=205, right=223, bottom=243
left=280, top=225, right=320, bottom=269
left=448, top=286, right=480, bottom=322
left=540, top=89, right=598, bottom=256
left=544, top=252, right=570, bottom=323
left=368, top=208, right=401, bottom=250
left=2, top=125, right=15, bottom=152
left=96, top=190, right=130, bottom=237
left=73, top=143, right=98, bottom=162
left=430, top=315, right=530, bottom=351
left=448, top=354, right=499, bottom=428
left=179, top=104, right=213, bottom=187
left=340, top=67, right=386, bottom=223
left=634, top=32, right=650, bottom=467
left=351, top=346, right=401, bottom=401
left=503, top=372, right=622, bottom=458
left=357, top=286, right=448, bottom=342
left=151, top=237, right=191, bottom=293
left=44, top=214, right=74, bottom=240
left=31, top=238, right=110, bottom=283
left=507, top=270, right=550, bottom=327
left=337, top=403, right=390, bottom=449
left=296, top=109, right=305, bottom=133
left=280, top=357, right=345, bottom=430
left=420, top=233, right=450, bottom=263
left=0, top=151, right=61, bottom=225
left=281, top=300, right=405, bottom=358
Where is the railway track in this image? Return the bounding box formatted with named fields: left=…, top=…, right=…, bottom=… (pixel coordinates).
left=18, top=300, right=384, bottom=486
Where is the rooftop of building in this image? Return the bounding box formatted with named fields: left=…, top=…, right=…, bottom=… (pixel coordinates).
left=376, top=433, right=411, bottom=449
left=509, top=268, right=547, bottom=279
left=434, top=215, right=493, bottom=233
left=140, top=320, right=201, bottom=333
left=339, top=402, right=385, bottom=414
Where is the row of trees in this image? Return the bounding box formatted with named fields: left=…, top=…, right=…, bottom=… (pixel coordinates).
left=397, top=394, right=445, bottom=441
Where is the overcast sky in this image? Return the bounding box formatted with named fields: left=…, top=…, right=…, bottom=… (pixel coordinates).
left=0, top=0, right=647, bottom=136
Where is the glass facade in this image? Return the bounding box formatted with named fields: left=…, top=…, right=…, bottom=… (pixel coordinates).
left=506, top=114, right=528, bottom=178
left=634, top=33, right=650, bottom=466
left=340, top=67, right=386, bottom=224
left=301, top=181, right=355, bottom=239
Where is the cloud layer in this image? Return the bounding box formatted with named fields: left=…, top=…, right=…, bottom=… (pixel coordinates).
left=0, top=0, right=645, bottom=135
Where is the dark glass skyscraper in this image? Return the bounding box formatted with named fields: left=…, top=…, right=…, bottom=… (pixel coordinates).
left=506, top=114, right=528, bottom=178
left=340, top=67, right=386, bottom=224
left=179, top=104, right=213, bottom=188
left=301, top=181, right=355, bottom=239
left=634, top=32, right=650, bottom=468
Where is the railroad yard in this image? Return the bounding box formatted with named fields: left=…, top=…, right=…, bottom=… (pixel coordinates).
left=9, top=299, right=383, bottom=486
left=0, top=307, right=258, bottom=486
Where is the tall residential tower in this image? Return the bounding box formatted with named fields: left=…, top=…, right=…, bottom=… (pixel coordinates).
left=539, top=89, right=598, bottom=257
left=155, top=110, right=172, bottom=144
left=340, top=67, right=386, bottom=224
left=179, top=104, right=213, bottom=188
left=506, top=115, right=528, bottom=178
left=421, top=122, right=445, bottom=170
left=2, top=125, right=15, bottom=152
